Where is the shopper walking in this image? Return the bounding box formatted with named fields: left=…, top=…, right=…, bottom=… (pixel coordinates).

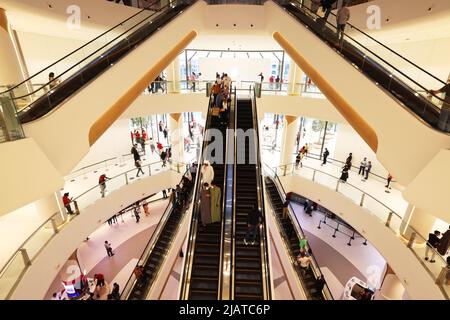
left=385, top=173, right=393, bottom=188
left=135, top=158, right=145, bottom=177
left=358, top=157, right=367, bottom=176
left=295, top=152, right=301, bottom=169
left=104, top=241, right=114, bottom=257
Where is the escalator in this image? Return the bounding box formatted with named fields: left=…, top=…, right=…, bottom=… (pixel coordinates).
left=180, top=94, right=230, bottom=300
left=273, top=0, right=448, bottom=131
left=5, top=0, right=195, bottom=123
left=232, top=95, right=271, bottom=300
left=265, top=176, right=332, bottom=300
left=122, top=170, right=194, bottom=300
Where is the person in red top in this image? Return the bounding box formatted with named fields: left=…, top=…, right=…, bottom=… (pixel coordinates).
left=130, top=131, right=134, bottom=144
left=142, top=129, right=147, bottom=141
left=157, top=142, right=164, bottom=153
left=98, top=174, right=110, bottom=198
left=62, top=192, right=73, bottom=215
left=94, top=273, right=105, bottom=287
left=135, top=130, right=141, bottom=143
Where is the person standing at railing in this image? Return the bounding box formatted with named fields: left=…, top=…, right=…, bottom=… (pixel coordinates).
left=364, top=161, right=372, bottom=181
left=275, top=75, right=280, bottom=90
left=189, top=72, right=197, bottom=92
left=336, top=1, right=350, bottom=41
left=98, top=174, right=110, bottom=198
left=48, top=72, right=61, bottom=90
left=258, top=72, right=264, bottom=83
left=437, top=225, right=450, bottom=256
left=429, top=79, right=450, bottom=131
left=424, top=230, right=441, bottom=263
left=358, top=157, right=367, bottom=176
left=133, top=202, right=141, bottom=223
left=63, top=192, right=74, bottom=215
left=269, top=75, right=275, bottom=89
left=340, top=165, right=349, bottom=183
left=295, top=152, right=302, bottom=169
left=322, top=148, right=330, bottom=165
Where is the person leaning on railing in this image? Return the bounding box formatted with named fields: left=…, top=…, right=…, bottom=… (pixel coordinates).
left=62, top=192, right=74, bottom=215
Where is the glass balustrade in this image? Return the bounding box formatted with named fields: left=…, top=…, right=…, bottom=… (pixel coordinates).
left=0, top=160, right=185, bottom=300
left=269, top=162, right=449, bottom=299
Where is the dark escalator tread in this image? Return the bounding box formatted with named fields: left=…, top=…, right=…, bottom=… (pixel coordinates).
left=189, top=290, right=218, bottom=300
left=235, top=283, right=263, bottom=295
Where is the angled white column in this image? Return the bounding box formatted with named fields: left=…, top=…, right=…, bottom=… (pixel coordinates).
left=280, top=115, right=299, bottom=172
left=400, top=205, right=436, bottom=244
left=287, top=60, right=304, bottom=95
left=166, top=57, right=181, bottom=93
left=168, top=113, right=184, bottom=164
left=0, top=8, right=23, bottom=87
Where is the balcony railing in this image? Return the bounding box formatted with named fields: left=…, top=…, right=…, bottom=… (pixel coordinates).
left=271, top=161, right=449, bottom=299
left=0, top=160, right=186, bottom=300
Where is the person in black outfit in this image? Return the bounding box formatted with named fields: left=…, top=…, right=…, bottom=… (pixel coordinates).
left=162, top=189, right=168, bottom=198
left=315, top=275, right=326, bottom=293
left=107, top=283, right=120, bottom=300
left=131, top=144, right=140, bottom=161
left=305, top=202, right=313, bottom=217
left=244, top=205, right=262, bottom=246
left=321, top=0, right=337, bottom=21
left=425, top=230, right=441, bottom=263
left=322, top=148, right=329, bottom=165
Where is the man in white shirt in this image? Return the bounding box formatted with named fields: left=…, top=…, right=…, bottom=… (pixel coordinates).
left=297, top=253, right=312, bottom=275
left=358, top=157, right=368, bottom=176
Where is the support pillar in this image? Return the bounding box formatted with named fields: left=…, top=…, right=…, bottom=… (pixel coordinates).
left=0, top=8, right=24, bottom=87
left=280, top=116, right=299, bottom=173
left=169, top=113, right=184, bottom=164
left=166, top=57, right=181, bottom=93
left=400, top=204, right=436, bottom=245
left=287, top=60, right=304, bottom=96
left=34, top=193, right=64, bottom=225
left=378, top=269, right=406, bottom=300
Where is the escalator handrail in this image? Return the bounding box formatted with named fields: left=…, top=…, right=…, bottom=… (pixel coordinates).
left=12, top=1, right=192, bottom=102
left=179, top=90, right=215, bottom=299
left=263, top=164, right=334, bottom=300
left=249, top=87, right=272, bottom=299
left=218, top=85, right=235, bottom=299
left=277, top=0, right=448, bottom=104
left=0, top=1, right=164, bottom=96
left=121, top=166, right=190, bottom=299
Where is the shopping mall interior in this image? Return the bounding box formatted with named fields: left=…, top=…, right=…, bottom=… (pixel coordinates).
left=0, top=0, right=449, bottom=301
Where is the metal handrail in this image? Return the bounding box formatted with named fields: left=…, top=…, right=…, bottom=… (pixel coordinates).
left=249, top=86, right=272, bottom=299
left=279, top=0, right=447, bottom=104
left=218, top=85, right=235, bottom=299
left=0, top=1, right=163, bottom=95
left=263, top=164, right=334, bottom=299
